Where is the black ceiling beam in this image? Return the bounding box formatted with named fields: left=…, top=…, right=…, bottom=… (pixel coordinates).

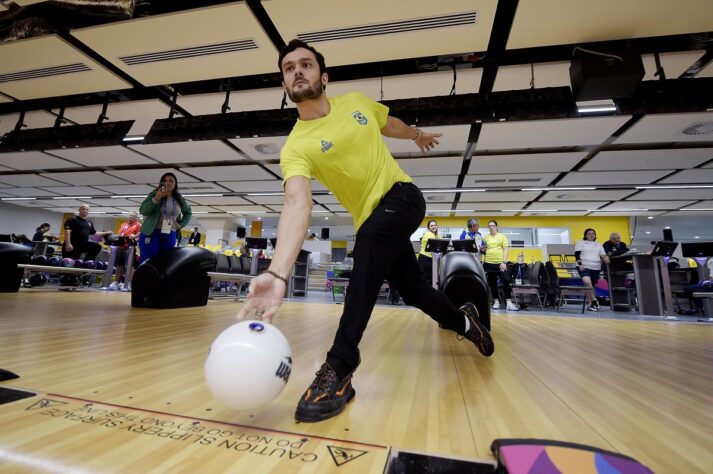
left=479, top=0, right=519, bottom=94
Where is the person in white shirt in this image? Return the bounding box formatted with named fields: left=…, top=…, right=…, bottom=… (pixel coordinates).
left=574, top=228, right=609, bottom=312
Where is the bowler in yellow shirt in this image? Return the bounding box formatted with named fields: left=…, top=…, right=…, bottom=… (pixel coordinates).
left=237, top=39, right=494, bottom=423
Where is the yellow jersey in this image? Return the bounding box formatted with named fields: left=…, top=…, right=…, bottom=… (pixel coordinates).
left=482, top=233, right=509, bottom=264
left=280, top=92, right=412, bottom=231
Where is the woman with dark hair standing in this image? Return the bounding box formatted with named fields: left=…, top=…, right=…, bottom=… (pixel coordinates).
left=418, top=219, right=439, bottom=286
left=138, top=172, right=192, bottom=263
left=574, top=228, right=609, bottom=312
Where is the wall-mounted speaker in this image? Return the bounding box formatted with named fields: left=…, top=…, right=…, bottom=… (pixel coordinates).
left=237, top=227, right=246, bottom=238
left=321, top=228, right=330, bottom=240
left=663, top=228, right=673, bottom=241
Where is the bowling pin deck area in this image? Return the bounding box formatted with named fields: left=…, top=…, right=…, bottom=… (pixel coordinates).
left=1, top=290, right=712, bottom=473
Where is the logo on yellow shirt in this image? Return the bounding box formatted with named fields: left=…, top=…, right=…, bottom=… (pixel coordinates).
left=320, top=139, right=334, bottom=153
left=351, top=111, right=368, bottom=125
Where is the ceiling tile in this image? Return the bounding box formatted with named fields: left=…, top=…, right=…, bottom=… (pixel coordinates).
left=615, top=112, right=713, bottom=144
left=0, top=111, right=59, bottom=136
left=179, top=88, right=289, bottom=116
left=469, top=152, right=586, bottom=174
left=218, top=180, right=284, bottom=193
left=410, top=175, right=458, bottom=188
left=539, top=190, right=636, bottom=201
left=48, top=146, right=156, bottom=167
left=476, top=116, right=631, bottom=150
left=40, top=186, right=111, bottom=196
left=627, top=188, right=713, bottom=201
left=520, top=211, right=590, bottom=216
left=84, top=198, right=142, bottom=208
left=105, top=168, right=199, bottom=184
left=590, top=211, right=665, bottom=217
left=92, top=184, right=155, bottom=195
left=581, top=148, right=713, bottom=171
left=229, top=136, right=287, bottom=161
left=396, top=156, right=463, bottom=176
left=642, top=51, right=706, bottom=80
left=493, top=62, right=570, bottom=92
left=658, top=169, right=713, bottom=184
left=601, top=200, right=695, bottom=211
left=72, top=3, right=278, bottom=86
left=63, top=100, right=171, bottom=136
left=507, top=0, right=713, bottom=49
left=265, top=0, right=498, bottom=67
left=130, top=141, right=243, bottom=164
left=39, top=171, right=130, bottom=186
left=680, top=200, right=713, bottom=210
left=185, top=196, right=250, bottom=206
left=0, top=151, right=81, bottom=170
left=386, top=125, right=470, bottom=155
left=456, top=202, right=528, bottom=211
left=463, top=172, right=559, bottom=188
left=557, top=170, right=672, bottom=186
left=183, top=164, right=275, bottom=182
left=460, top=191, right=541, bottom=202
left=0, top=174, right=68, bottom=188
left=2, top=187, right=59, bottom=197
left=528, top=201, right=609, bottom=211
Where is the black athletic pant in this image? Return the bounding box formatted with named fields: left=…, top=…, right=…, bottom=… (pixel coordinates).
left=326, top=182, right=466, bottom=379
left=63, top=240, right=102, bottom=261
left=483, top=262, right=512, bottom=301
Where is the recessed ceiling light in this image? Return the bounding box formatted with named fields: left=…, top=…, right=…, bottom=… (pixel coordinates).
left=695, top=236, right=700, bottom=239
left=647, top=216, right=654, bottom=220
left=645, top=231, right=651, bottom=234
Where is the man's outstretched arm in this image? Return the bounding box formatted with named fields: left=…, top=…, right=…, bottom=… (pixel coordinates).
left=236, top=175, right=312, bottom=323
left=380, top=116, right=441, bottom=154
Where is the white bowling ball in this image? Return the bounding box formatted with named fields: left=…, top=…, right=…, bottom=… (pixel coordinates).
left=204, top=320, right=292, bottom=410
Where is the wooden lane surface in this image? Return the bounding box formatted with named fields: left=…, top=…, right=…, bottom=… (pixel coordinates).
left=0, top=290, right=712, bottom=472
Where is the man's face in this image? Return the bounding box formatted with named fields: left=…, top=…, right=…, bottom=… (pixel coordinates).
left=128, top=212, right=137, bottom=223
left=470, top=223, right=479, bottom=233
left=610, top=235, right=621, bottom=245
left=78, top=206, right=90, bottom=219
left=281, top=48, right=326, bottom=103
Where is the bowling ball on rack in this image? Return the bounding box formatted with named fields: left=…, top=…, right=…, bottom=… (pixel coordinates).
left=29, top=273, right=47, bottom=287
left=83, top=260, right=96, bottom=269
left=74, top=260, right=84, bottom=268
left=62, top=258, right=74, bottom=267
left=48, top=256, right=63, bottom=267
left=32, top=255, right=48, bottom=265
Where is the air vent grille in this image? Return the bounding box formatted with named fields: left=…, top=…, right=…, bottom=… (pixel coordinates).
left=119, top=39, right=258, bottom=66
left=298, top=12, right=477, bottom=43
left=0, top=63, right=91, bottom=84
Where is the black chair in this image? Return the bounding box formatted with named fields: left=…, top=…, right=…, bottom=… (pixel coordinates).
left=215, top=253, right=231, bottom=273
left=544, top=261, right=590, bottom=313
left=239, top=256, right=251, bottom=274
left=132, top=247, right=216, bottom=308
left=438, top=251, right=491, bottom=330
left=0, top=242, right=33, bottom=292
left=511, top=261, right=546, bottom=310
left=228, top=255, right=242, bottom=274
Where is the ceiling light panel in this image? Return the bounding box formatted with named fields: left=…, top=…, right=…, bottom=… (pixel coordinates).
left=0, top=35, right=130, bottom=100
left=507, top=0, right=713, bottom=49
left=476, top=116, right=631, bottom=150
left=265, top=0, right=498, bottom=67
left=91, top=184, right=155, bottom=194
left=460, top=191, right=541, bottom=202
left=184, top=196, right=250, bottom=206
left=130, top=140, right=243, bottom=164
left=72, top=3, right=278, bottom=86
left=615, top=112, right=713, bottom=144
left=40, top=186, right=110, bottom=196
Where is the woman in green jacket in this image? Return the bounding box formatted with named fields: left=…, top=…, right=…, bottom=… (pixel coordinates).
left=138, top=172, right=192, bottom=263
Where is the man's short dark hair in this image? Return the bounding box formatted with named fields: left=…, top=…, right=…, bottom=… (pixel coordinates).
left=278, top=39, right=327, bottom=77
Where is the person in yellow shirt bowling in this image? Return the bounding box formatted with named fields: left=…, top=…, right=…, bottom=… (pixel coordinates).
left=482, top=220, right=519, bottom=311
left=237, top=39, right=494, bottom=422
